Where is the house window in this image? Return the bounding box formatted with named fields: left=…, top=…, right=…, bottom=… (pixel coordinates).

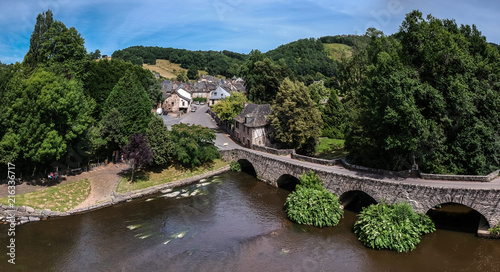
left=236, top=122, right=239, bottom=129
left=182, top=101, right=185, bottom=106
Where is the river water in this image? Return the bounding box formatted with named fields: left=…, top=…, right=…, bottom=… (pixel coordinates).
left=1, top=172, right=500, bottom=272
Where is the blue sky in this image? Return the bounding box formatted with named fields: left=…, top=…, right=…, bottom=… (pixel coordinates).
left=1, top=0, right=500, bottom=64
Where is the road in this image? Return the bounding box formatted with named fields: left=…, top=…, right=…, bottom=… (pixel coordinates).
left=161, top=104, right=240, bottom=150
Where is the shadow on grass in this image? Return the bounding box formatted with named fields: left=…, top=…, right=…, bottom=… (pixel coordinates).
left=118, top=168, right=151, bottom=183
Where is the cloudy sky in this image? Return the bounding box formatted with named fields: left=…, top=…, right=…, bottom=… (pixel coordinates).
left=1, top=0, right=499, bottom=64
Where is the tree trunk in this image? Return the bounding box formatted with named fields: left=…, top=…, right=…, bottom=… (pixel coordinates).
left=130, top=165, right=135, bottom=183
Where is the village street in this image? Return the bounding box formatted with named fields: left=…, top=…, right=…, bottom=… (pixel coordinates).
left=161, top=104, right=240, bottom=150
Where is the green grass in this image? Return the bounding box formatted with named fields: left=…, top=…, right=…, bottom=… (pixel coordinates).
left=116, top=159, right=228, bottom=194
left=317, top=138, right=345, bottom=153
left=324, top=43, right=353, bottom=61
left=0, top=179, right=90, bottom=212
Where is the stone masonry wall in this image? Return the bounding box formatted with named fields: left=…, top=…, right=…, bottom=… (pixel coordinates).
left=221, top=149, right=500, bottom=228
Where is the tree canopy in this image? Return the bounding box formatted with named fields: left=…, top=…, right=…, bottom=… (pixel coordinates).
left=211, top=92, right=247, bottom=123
left=269, top=78, right=323, bottom=155
left=343, top=10, right=500, bottom=175
left=103, top=70, right=153, bottom=137
left=0, top=69, right=93, bottom=168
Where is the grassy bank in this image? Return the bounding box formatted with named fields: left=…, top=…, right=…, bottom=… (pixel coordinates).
left=0, top=179, right=90, bottom=212
left=116, top=159, right=228, bottom=194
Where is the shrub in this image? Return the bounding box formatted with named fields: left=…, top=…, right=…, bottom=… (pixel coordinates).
left=284, top=171, right=343, bottom=228
left=230, top=161, right=241, bottom=172
left=353, top=202, right=436, bottom=252
left=489, top=224, right=500, bottom=237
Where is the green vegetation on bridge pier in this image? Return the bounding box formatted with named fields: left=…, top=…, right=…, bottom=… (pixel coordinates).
left=354, top=202, right=436, bottom=252
left=284, top=171, right=343, bottom=228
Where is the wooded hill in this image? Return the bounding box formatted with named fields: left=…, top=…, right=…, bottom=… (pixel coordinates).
left=111, top=36, right=357, bottom=86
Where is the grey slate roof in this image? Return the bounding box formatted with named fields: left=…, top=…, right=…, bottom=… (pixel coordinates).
left=209, top=86, right=231, bottom=100
left=234, top=103, right=271, bottom=128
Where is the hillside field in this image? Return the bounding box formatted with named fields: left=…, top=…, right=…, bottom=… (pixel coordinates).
left=324, top=43, right=352, bottom=61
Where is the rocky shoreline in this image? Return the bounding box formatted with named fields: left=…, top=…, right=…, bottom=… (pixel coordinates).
left=0, top=165, right=230, bottom=225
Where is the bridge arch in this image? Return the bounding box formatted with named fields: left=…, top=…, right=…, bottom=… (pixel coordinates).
left=423, top=196, right=493, bottom=228
left=237, top=159, right=257, bottom=178
left=339, top=190, right=378, bottom=212
left=426, top=202, right=489, bottom=231
left=276, top=174, right=300, bottom=191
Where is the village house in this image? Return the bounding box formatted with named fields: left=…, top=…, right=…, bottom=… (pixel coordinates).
left=163, top=86, right=192, bottom=113
left=234, top=103, right=271, bottom=148
left=208, top=86, right=231, bottom=106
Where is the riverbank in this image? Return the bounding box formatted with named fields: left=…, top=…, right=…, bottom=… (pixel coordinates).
left=0, top=163, right=230, bottom=225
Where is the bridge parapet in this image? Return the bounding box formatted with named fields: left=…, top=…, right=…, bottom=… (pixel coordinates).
left=220, top=148, right=500, bottom=228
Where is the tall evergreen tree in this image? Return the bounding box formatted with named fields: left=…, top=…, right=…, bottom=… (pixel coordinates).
left=23, top=9, right=54, bottom=68
left=103, top=70, right=152, bottom=137
left=322, top=89, right=345, bottom=139
left=146, top=116, right=174, bottom=166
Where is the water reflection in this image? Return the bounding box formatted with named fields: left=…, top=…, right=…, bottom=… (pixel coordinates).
left=0, top=171, right=499, bottom=272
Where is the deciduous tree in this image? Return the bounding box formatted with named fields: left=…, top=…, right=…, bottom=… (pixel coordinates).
left=269, top=78, right=323, bottom=155
left=170, top=123, right=219, bottom=168
left=122, top=134, right=153, bottom=182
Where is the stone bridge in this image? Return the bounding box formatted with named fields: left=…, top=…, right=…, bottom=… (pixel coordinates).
left=220, top=149, right=500, bottom=229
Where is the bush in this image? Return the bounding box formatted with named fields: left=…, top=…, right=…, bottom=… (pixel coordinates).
left=353, top=202, right=435, bottom=252
left=284, top=171, right=343, bottom=228
left=230, top=161, right=241, bottom=171
left=193, top=97, right=207, bottom=103
left=489, top=224, right=500, bottom=237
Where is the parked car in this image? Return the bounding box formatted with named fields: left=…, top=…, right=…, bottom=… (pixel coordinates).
left=191, top=107, right=196, bottom=112
left=195, top=101, right=199, bottom=105
left=200, top=101, right=205, bottom=105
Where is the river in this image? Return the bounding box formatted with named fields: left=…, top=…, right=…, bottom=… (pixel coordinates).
left=1, top=172, right=499, bottom=272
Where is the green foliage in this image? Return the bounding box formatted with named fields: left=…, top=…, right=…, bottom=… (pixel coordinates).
left=211, top=92, right=247, bottom=123
left=82, top=59, right=161, bottom=117
left=112, top=46, right=244, bottom=78
left=322, top=89, right=345, bottom=139
left=89, top=108, right=126, bottom=158
left=285, top=171, right=343, bottom=228
left=146, top=116, right=174, bottom=166
left=265, top=38, right=338, bottom=79
left=230, top=161, right=241, bottom=172
left=489, top=224, right=500, bottom=237
left=103, top=70, right=153, bottom=137
left=39, top=20, right=87, bottom=66
left=344, top=11, right=500, bottom=175
left=122, top=134, right=153, bottom=182
left=170, top=123, right=220, bottom=168
left=193, top=97, right=207, bottom=102
left=243, top=56, right=292, bottom=103
left=353, top=202, right=436, bottom=252
left=187, top=65, right=199, bottom=80
left=317, top=138, right=345, bottom=153
left=0, top=69, right=93, bottom=167
left=297, top=171, right=324, bottom=190
left=23, top=9, right=54, bottom=68
left=269, top=78, right=323, bottom=155
left=176, top=70, right=189, bottom=82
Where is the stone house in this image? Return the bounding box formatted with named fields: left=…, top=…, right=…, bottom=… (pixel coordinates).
left=208, top=86, right=231, bottom=106
left=163, top=87, right=192, bottom=113
left=234, top=103, right=272, bottom=148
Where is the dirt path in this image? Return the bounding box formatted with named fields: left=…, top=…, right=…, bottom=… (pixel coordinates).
left=72, top=163, right=128, bottom=210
